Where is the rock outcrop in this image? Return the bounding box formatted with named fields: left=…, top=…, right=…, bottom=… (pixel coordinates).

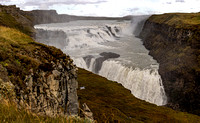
left=140, top=13, right=200, bottom=115
left=0, top=42, right=79, bottom=116
left=22, top=59, right=78, bottom=116
left=0, top=5, right=34, bottom=36
left=0, top=5, right=79, bottom=116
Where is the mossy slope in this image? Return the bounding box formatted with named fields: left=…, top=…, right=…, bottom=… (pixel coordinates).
left=0, top=26, right=71, bottom=95
left=0, top=5, right=34, bottom=36
left=78, top=68, right=200, bottom=122
left=148, top=13, right=200, bottom=29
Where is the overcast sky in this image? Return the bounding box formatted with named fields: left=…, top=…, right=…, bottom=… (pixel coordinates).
left=1, top=0, right=200, bottom=17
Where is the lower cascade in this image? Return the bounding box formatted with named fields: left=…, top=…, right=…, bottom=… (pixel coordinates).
left=99, top=60, right=166, bottom=105
left=35, top=19, right=167, bottom=106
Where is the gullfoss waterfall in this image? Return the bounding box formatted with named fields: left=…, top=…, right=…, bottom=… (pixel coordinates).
left=35, top=19, right=167, bottom=106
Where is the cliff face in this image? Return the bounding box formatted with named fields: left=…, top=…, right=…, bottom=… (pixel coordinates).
left=0, top=5, right=78, bottom=116
left=140, top=13, right=200, bottom=115
left=28, top=10, right=63, bottom=25
left=0, top=5, right=34, bottom=36
left=27, top=10, right=132, bottom=25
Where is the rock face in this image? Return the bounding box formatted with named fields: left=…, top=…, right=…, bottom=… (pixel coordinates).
left=0, top=46, right=79, bottom=116
left=27, top=10, right=132, bottom=25
left=83, top=52, right=120, bottom=73
left=0, top=5, right=79, bottom=116
left=22, top=62, right=78, bottom=116
left=140, top=13, right=200, bottom=115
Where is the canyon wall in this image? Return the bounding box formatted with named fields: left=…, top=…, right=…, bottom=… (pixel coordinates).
left=140, top=13, right=200, bottom=115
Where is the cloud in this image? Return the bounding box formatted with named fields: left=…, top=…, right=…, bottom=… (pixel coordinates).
left=176, top=0, right=185, bottom=2
left=23, top=0, right=107, bottom=9
left=1, top=0, right=107, bottom=9
left=166, top=2, right=172, bottom=4
left=1, top=0, right=200, bottom=17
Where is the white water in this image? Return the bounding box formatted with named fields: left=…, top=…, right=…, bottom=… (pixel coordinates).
left=35, top=19, right=167, bottom=106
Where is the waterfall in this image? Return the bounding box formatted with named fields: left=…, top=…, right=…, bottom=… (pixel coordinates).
left=73, top=57, right=167, bottom=106
left=35, top=19, right=167, bottom=106
left=99, top=60, right=167, bottom=105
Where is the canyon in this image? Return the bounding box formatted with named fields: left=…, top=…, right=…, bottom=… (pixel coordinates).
left=0, top=4, right=200, bottom=122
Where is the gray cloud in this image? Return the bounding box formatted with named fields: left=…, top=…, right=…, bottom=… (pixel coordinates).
left=1, top=0, right=107, bottom=9
left=175, top=0, right=185, bottom=2
left=23, top=0, right=107, bottom=7
left=166, top=2, right=172, bottom=4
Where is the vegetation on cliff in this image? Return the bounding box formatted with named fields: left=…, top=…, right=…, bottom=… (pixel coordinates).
left=0, top=5, right=79, bottom=118
left=148, top=13, right=200, bottom=29
left=140, top=13, right=200, bottom=115
left=0, top=99, right=91, bottom=123
left=0, top=5, right=34, bottom=36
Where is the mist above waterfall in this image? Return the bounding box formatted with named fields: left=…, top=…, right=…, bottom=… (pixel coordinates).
left=131, top=15, right=150, bottom=36
left=35, top=18, right=167, bottom=106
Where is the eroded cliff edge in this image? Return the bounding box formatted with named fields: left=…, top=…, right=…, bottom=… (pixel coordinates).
left=140, top=13, right=200, bottom=115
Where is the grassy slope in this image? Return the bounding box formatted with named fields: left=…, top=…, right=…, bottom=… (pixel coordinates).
left=148, top=13, right=200, bottom=29
left=0, top=19, right=91, bottom=123
left=0, top=10, right=34, bottom=36
left=0, top=99, right=91, bottom=123
left=78, top=68, right=200, bottom=122
left=0, top=26, right=72, bottom=94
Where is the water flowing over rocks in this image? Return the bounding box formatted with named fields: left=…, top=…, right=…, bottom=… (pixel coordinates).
left=36, top=29, right=68, bottom=50
left=35, top=19, right=167, bottom=106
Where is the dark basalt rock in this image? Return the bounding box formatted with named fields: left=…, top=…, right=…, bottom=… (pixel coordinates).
left=100, top=52, right=120, bottom=59
left=83, top=52, right=120, bottom=73
left=83, top=55, right=94, bottom=68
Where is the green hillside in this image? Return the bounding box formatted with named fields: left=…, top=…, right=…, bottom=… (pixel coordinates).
left=148, top=13, right=200, bottom=29
left=78, top=68, right=200, bottom=122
